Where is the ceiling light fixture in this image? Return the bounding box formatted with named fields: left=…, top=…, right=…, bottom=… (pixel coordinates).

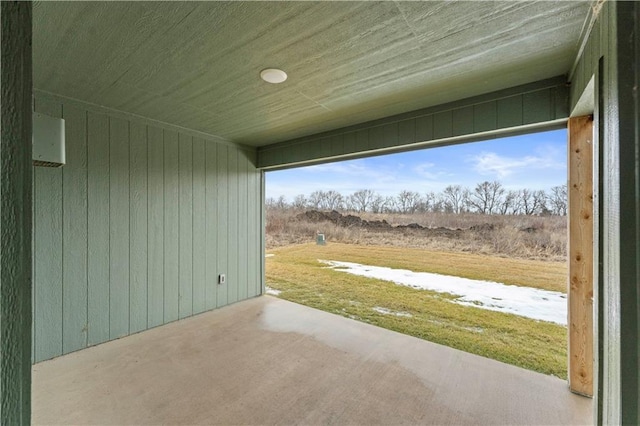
left=260, top=68, right=288, bottom=84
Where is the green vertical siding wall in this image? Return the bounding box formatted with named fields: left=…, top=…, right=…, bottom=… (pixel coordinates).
left=569, top=2, right=640, bottom=424
left=1, top=2, right=33, bottom=423
left=258, top=77, right=569, bottom=169
left=32, top=92, right=262, bottom=363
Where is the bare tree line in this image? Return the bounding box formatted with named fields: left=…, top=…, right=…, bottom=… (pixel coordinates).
left=267, top=181, right=568, bottom=216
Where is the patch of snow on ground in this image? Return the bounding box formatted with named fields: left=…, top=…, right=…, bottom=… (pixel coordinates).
left=265, top=286, right=281, bottom=296
left=265, top=254, right=275, bottom=258
left=319, top=260, right=567, bottom=326
left=372, top=306, right=413, bottom=317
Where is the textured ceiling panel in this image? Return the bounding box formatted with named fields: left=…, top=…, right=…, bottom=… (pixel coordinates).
left=33, top=1, right=591, bottom=146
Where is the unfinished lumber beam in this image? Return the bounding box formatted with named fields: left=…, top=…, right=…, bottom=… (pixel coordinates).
left=568, top=115, right=594, bottom=397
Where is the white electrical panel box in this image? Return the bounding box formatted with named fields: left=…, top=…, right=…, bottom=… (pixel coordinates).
left=33, top=112, right=65, bottom=167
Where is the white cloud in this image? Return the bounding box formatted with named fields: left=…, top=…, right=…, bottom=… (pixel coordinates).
left=305, top=162, right=367, bottom=175
left=304, top=161, right=395, bottom=182
left=471, top=151, right=564, bottom=179
left=413, top=162, right=451, bottom=181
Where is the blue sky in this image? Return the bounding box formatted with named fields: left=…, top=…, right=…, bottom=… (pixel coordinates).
left=266, top=129, right=567, bottom=201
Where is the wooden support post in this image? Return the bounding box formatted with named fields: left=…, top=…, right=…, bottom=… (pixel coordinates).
left=568, top=115, right=594, bottom=397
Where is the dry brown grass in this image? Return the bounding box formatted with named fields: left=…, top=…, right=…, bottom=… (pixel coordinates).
left=266, top=209, right=567, bottom=261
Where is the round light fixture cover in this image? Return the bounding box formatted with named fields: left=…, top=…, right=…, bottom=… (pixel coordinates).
left=260, top=68, right=288, bottom=84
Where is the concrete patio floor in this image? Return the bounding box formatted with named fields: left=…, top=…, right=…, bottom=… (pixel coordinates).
left=32, top=295, right=592, bottom=425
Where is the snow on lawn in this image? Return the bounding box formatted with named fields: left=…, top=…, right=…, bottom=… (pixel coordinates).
left=372, top=307, right=413, bottom=317
left=265, top=286, right=281, bottom=296
left=319, top=260, right=567, bottom=326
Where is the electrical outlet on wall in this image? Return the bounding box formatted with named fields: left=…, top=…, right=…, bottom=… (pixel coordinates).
left=218, top=274, right=226, bottom=285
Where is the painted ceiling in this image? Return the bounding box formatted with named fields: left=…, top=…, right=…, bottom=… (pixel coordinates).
left=33, top=1, right=591, bottom=147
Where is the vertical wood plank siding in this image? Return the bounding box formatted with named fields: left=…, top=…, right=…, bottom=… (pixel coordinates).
left=32, top=93, right=262, bottom=363
left=147, top=126, right=165, bottom=329
left=257, top=77, right=569, bottom=169
left=216, top=144, right=229, bottom=308
left=227, top=149, right=239, bottom=305
left=86, top=111, right=110, bottom=346
left=178, top=134, right=193, bottom=319
left=33, top=97, right=63, bottom=362
left=109, top=117, right=130, bottom=339
left=204, top=141, right=218, bottom=310
left=60, top=104, right=88, bottom=354
left=568, top=116, right=594, bottom=397
left=192, top=138, right=206, bottom=315
left=129, top=122, right=148, bottom=333
left=163, top=130, right=179, bottom=324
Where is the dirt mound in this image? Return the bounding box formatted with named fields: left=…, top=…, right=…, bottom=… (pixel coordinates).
left=339, top=214, right=365, bottom=227
left=296, top=210, right=464, bottom=236
left=470, top=223, right=495, bottom=232
left=397, top=223, right=424, bottom=229
left=364, top=219, right=391, bottom=229
left=297, top=210, right=382, bottom=228
left=298, top=210, right=330, bottom=223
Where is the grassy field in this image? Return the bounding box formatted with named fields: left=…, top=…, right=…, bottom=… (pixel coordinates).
left=265, top=242, right=568, bottom=378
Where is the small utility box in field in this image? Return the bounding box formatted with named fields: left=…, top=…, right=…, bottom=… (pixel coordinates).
left=316, top=233, right=326, bottom=245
